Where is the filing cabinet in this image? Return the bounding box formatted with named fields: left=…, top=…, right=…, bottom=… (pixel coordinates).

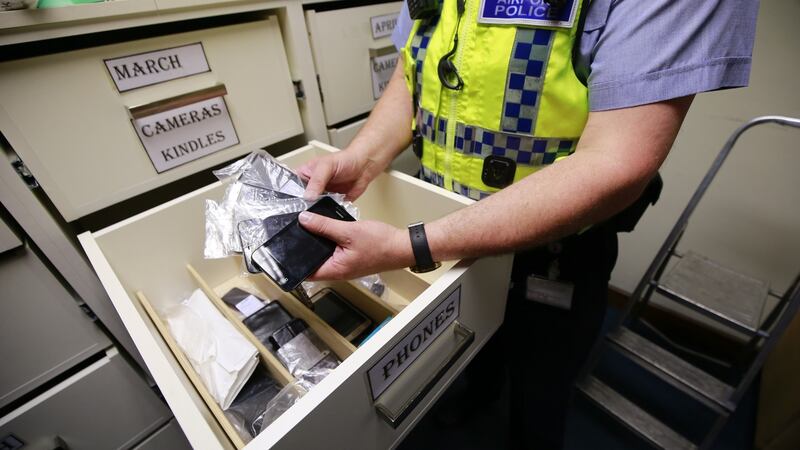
left=132, top=419, right=192, bottom=450
left=79, top=142, right=513, bottom=449
left=306, top=1, right=403, bottom=126
left=0, top=242, right=110, bottom=409
left=0, top=16, right=302, bottom=221
left=0, top=349, right=171, bottom=450
left=0, top=215, right=21, bottom=254
left=328, top=117, right=420, bottom=175
left=1, top=2, right=506, bottom=448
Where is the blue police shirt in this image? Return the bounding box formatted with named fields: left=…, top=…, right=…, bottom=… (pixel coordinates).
left=391, top=0, right=760, bottom=111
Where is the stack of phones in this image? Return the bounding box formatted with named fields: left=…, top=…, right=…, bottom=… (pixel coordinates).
left=242, top=196, right=356, bottom=291
left=222, top=288, right=341, bottom=376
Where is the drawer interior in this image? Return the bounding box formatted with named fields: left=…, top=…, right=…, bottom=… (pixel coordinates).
left=86, top=142, right=470, bottom=447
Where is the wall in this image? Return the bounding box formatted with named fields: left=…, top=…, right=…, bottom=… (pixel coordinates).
left=611, top=0, right=800, bottom=308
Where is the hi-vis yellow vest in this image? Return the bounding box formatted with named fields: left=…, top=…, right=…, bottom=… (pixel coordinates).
left=402, top=0, right=589, bottom=200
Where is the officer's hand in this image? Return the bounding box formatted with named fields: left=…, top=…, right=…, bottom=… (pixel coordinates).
left=298, top=211, right=414, bottom=280
left=297, top=149, right=384, bottom=201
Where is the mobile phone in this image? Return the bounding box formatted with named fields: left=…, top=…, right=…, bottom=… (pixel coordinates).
left=312, top=288, right=372, bottom=343
left=238, top=212, right=300, bottom=274
left=251, top=197, right=356, bottom=291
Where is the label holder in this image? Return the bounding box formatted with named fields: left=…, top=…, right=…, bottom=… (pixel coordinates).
left=373, top=321, right=474, bottom=428
left=128, top=84, right=228, bottom=120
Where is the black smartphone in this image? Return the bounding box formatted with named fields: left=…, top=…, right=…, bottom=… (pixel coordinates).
left=312, top=288, right=372, bottom=343
left=238, top=212, right=300, bottom=274
left=251, top=197, right=355, bottom=291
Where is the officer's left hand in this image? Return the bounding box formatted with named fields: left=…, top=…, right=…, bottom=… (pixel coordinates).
left=298, top=211, right=414, bottom=280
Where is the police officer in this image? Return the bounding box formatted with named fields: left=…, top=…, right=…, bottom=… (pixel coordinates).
left=297, top=0, right=759, bottom=447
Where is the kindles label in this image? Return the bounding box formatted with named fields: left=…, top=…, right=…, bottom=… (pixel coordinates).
left=105, top=43, right=210, bottom=92
left=370, top=52, right=399, bottom=100
left=478, top=0, right=578, bottom=28
left=133, top=96, right=239, bottom=173
left=370, top=13, right=399, bottom=39
left=367, top=287, right=461, bottom=400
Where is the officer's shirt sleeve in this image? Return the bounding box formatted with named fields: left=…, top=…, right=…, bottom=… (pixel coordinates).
left=391, top=2, right=413, bottom=51
left=577, top=0, right=760, bottom=111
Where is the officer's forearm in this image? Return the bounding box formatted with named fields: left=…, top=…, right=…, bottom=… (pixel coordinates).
left=346, top=60, right=413, bottom=170
left=422, top=96, right=694, bottom=262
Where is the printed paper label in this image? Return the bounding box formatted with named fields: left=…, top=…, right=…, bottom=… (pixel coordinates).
left=370, top=52, right=399, bottom=100
left=132, top=96, right=239, bottom=173
left=370, top=13, right=400, bottom=39
left=367, top=287, right=461, bottom=400
left=105, top=43, right=210, bottom=92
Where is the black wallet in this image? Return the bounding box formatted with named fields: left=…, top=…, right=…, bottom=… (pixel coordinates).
left=242, top=301, right=294, bottom=349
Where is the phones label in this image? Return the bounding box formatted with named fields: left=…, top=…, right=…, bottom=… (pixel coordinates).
left=366, top=286, right=461, bottom=400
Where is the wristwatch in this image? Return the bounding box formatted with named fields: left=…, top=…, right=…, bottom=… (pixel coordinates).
left=408, top=222, right=441, bottom=273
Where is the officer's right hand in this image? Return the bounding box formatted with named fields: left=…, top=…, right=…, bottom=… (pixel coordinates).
left=298, top=149, right=385, bottom=201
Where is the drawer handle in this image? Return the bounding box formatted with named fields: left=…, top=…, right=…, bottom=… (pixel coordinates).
left=369, top=45, right=398, bottom=58
left=373, top=321, right=474, bottom=428
left=128, top=84, right=228, bottom=119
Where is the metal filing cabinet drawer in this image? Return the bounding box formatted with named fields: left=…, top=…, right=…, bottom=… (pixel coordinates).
left=0, top=16, right=302, bottom=221
left=0, top=348, right=171, bottom=450
left=0, top=243, right=110, bottom=409
left=78, top=142, right=512, bottom=449
left=328, top=117, right=419, bottom=176
left=0, top=216, right=21, bottom=254
left=133, top=419, right=191, bottom=450
left=306, top=2, right=403, bottom=126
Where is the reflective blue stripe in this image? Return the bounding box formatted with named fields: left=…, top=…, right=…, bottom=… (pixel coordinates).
left=409, top=17, right=438, bottom=99
left=420, top=166, right=491, bottom=201
left=445, top=110, right=579, bottom=164
left=501, top=28, right=554, bottom=134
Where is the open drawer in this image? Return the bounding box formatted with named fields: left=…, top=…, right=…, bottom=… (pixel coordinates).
left=78, top=141, right=512, bottom=449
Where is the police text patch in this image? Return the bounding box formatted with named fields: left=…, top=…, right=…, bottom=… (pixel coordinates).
left=478, top=0, right=578, bottom=28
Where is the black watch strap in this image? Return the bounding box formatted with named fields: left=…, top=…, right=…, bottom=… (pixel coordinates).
left=408, top=222, right=440, bottom=273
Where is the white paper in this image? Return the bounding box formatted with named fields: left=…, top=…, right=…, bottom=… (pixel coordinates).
left=370, top=13, right=399, bottom=39
left=133, top=96, right=239, bottom=173
left=105, top=43, right=210, bottom=92
left=370, top=52, right=398, bottom=100
left=165, top=289, right=259, bottom=409
left=235, top=295, right=265, bottom=318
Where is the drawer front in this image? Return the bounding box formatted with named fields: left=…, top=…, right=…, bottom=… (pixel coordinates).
left=133, top=419, right=192, bottom=450
left=0, top=17, right=302, bottom=221
left=307, top=2, right=402, bottom=125
left=327, top=118, right=366, bottom=149
left=78, top=142, right=512, bottom=449
left=328, top=119, right=420, bottom=176
left=0, top=216, right=21, bottom=254
left=0, top=349, right=171, bottom=450
left=0, top=244, right=110, bottom=409
left=263, top=256, right=511, bottom=449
